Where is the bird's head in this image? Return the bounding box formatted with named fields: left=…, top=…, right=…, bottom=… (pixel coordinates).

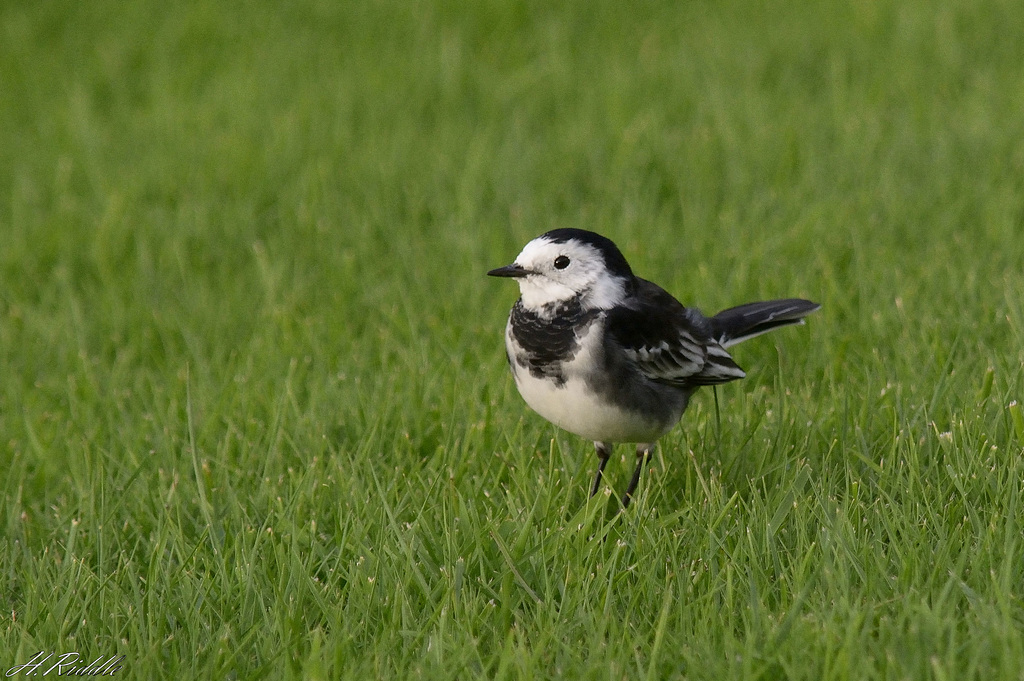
left=488, top=229, right=635, bottom=310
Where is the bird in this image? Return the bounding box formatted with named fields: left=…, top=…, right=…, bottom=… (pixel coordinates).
left=488, top=228, right=820, bottom=508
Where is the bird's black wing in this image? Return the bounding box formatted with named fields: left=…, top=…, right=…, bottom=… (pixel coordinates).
left=605, top=279, right=747, bottom=387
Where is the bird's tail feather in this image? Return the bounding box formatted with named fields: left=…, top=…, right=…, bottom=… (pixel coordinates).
left=711, top=299, right=821, bottom=348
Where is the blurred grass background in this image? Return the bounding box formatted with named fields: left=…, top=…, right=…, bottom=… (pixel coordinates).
left=2, top=0, right=1024, bottom=678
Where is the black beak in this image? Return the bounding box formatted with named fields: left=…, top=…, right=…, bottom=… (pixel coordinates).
left=487, top=263, right=530, bottom=278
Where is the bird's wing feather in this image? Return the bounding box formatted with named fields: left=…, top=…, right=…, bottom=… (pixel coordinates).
left=607, top=280, right=746, bottom=387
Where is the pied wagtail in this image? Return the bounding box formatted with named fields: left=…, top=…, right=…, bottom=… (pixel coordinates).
left=488, top=228, right=820, bottom=507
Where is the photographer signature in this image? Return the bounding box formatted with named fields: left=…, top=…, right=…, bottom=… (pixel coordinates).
left=6, top=651, right=124, bottom=677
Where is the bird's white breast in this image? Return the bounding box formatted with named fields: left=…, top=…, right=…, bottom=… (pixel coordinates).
left=506, top=319, right=668, bottom=443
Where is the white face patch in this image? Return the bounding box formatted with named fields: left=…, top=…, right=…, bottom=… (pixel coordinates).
left=512, top=237, right=628, bottom=310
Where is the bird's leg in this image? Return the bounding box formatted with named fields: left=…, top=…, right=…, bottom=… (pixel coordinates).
left=622, top=443, right=653, bottom=509
left=590, top=442, right=612, bottom=498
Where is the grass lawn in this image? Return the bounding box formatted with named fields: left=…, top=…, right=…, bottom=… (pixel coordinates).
left=2, top=0, right=1024, bottom=678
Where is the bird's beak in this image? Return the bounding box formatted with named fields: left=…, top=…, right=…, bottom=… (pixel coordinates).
left=487, top=263, right=530, bottom=278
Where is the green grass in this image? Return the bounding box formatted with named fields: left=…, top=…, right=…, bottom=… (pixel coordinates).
left=2, top=0, right=1024, bottom=678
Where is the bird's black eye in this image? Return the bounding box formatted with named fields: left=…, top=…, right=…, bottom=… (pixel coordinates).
left=554, top=255, right=570, bottom=270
